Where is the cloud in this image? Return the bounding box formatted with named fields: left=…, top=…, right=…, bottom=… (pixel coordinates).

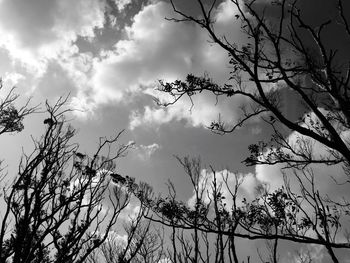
left=136, top=143, right=160, bottom=161
left=129, top=87, right=247, bottom=129
left=0, top=0, right=253, bottom=129
left=124, top=0, right=250, bottom=129
left=285, top=244, right=325, bottom=263
left=69, top=0, right=250, bottom=127
left=114, top=0, right=133, bottom=11
left=109, top=1, right=252, bottom=129
left=0, top=0, right=106, bottom=77
left=3, top=72, right=25, bottom=87
left=256, top=110, right=350, bottom=197
left=158, top=258, right=172, bottom=263
left=120, top=141, right=160, bottom=161
left=67, top=169, right=117, bottom=215
left=103, top=230, right=128, bottom=250
left=187, top=169, right=258, bottom=209
left=79, top=1, right=207, bottom=110
left=253, top=110, right=350, bottom=247
left=119, top=201, right=142, bottom=221
left=184, top=166, right=341, bottom=262
left=0, top=0, right=274, bottom=131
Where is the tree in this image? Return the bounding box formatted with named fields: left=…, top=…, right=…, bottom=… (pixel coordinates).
left=0, top=97, right=133, bottom=263
left=0, top=78, right=36, bottom=135
left=122, top=0, right=350, bottom=262
left=86, top=177, right=167, bottom=263
left=0, top=79, right=37, bottom=192
left=92, top=211, right=166, bottom=263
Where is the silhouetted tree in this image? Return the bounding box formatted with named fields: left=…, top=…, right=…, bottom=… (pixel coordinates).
left=122, top=0, right=350, bottom=262
left=0, top=78, right=36, bottom=135
left=86, top=179, right=167, bottom=263
left=0, top=97, right=132, bottom=263
left=0, top=79, right=37, bottom=194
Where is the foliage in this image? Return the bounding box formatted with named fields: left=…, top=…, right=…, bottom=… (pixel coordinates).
left=0, top=79, right=36, bottom=135
left=0, top=97, right=132, bottom=263
left=120, top=0, right=350, bottom=262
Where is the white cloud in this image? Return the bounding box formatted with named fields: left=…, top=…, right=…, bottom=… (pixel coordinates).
left=256, top=110, right=350, bottom=196
left=0, top=0, right=106, bottom=77
left=119, top=202, right=142, bottom=221
left=130, top=87, right=247, bottom=129
left=114, top=0, right=132, bottom=11
left=253, top=111, right=350, bottom=246
left=80, top=1, right=206, bottom=110
left=104, top=230, right=128, bottom=248
left=69, top=0, right=250, bottom=126
left=121, top=141, right=160, bottom=161
left=187, top=169, right=257, bottom=210
left=158, top=258, right=172, bottom=263
left=68, top=169, right=113, bottom=215
left=214, top=0, right=249, bottom=42
left=3, top=72, right=25, bottom=86
left=126, top=0, right=248, bottom=129
left=136, top=143, right=160, bottom=161
left=0, top=0, right=266, bottom=130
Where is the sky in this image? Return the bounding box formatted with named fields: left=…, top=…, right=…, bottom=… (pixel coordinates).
left=0, top=0, right=349, bottom=262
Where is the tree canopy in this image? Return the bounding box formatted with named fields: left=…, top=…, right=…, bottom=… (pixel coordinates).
left=1, top=0, right=350, bottom=262
left=119, top=0, right=350, bottom=262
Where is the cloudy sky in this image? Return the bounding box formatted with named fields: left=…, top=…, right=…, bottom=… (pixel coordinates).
left=0, top=0, right=349, bottom=261
left=0, top=0, right=261, bottom=194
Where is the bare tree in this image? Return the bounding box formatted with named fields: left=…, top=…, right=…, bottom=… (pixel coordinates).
left=99, top=219, right=166, bottom=263
left=0, top=97, right=132, bottom=263
left=0, top=77, right=37, bottom=187
left=119, top=0, right=350, bottom=261
left=159, top=0, right=350, bottom=170
left=88, top=180, right=167, bottom=263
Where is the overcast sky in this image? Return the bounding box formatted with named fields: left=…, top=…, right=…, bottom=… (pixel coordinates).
left=0, top=0, right=349, bottom=261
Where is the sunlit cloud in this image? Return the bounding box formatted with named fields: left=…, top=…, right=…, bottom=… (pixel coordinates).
left=0, top=0, right=255, bottom=129
left=0, top=0, right=106, bottom=78
left=115, top=0, right=133, bottom=11
left=3, top=72, right=25, bottom=87
left=69, top=0, right=251, bottom=128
